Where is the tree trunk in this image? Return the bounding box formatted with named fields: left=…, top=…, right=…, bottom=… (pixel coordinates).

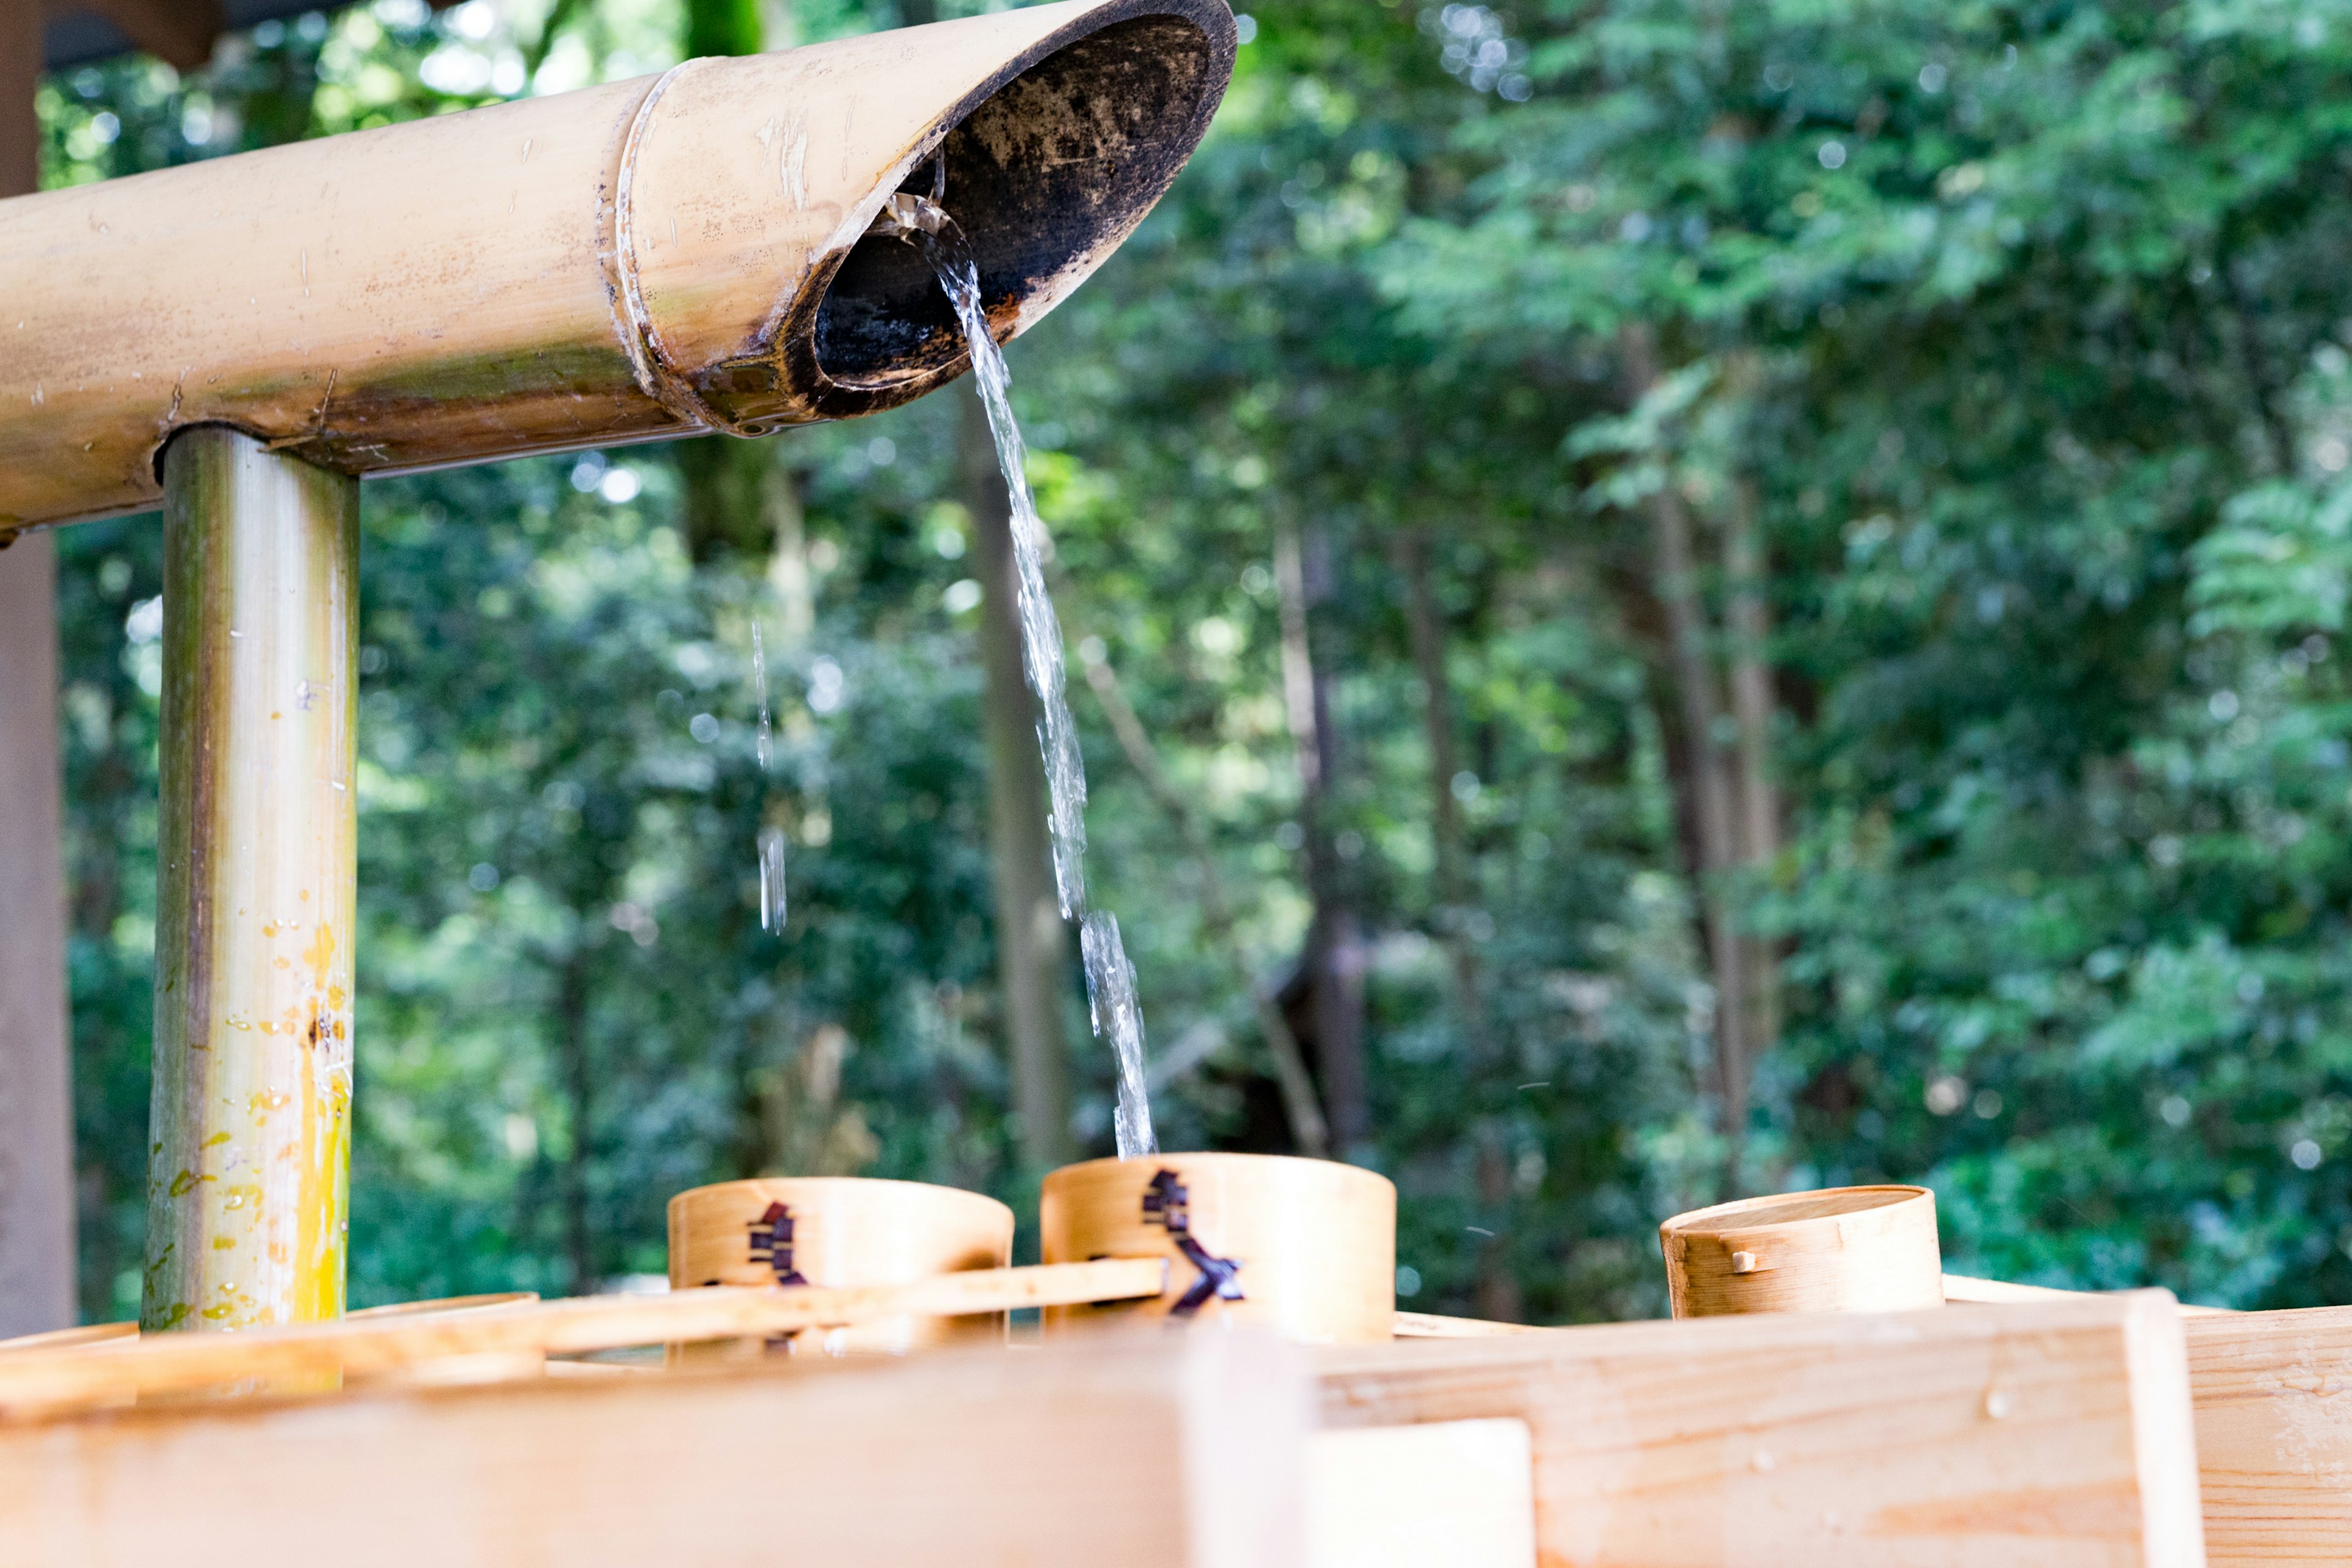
left=1275, top=518, right=1369, bottom=1154
left=1074, top=639, right=1330, bottom=1156
left=1396, top=527, right=1480, bottom=1022
left=1474, top=1131, right=1524, bottom=1323
left=765, top=459, right=815, bottom=652
left=1619, top=328, right=1751, bottom=1182
left=677, top=437, right=772, bottom=565
left=1398, top=527, right=1520, bottom=1318
left=556, top=946, right=595, bottom=1295
left=1722, top=475, right=1782, bottom=1060
left=960, top=386, right=1074, bottom=1174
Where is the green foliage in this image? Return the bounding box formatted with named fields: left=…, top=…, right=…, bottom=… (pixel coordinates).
left=51, top=0, right=2352, bottom=1324
left=1382, top=0, right=2352, bottom=1305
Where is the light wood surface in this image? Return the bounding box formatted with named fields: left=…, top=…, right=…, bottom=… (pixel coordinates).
left=0, top=0, right=1237, bottom=533
left=1319, top=1291, right=2206, bottom=1567
left=0, top=1258, right=1165, bottom=1420
left=1041, top=1153, right=1396, bottom=1344
left=0, top=1327, right=1308, bottom=1568
left=2185, top=1305, right=2352, bottom=1566
left=0, top=1323, right=135, bottom=1355
left=1393, top=1310, right=1545, bottom=1338
left=668, top=1176, right=1012, bottom=1356
left=145, top=429, right=358, bottom=1335
left=1943, top=1272, right=2101, bottom=1305
left=1306, top=1419, right=1537, bottom=1568
left=344, top=1292, right=538, bottom=1319
left=1945, top=1273, right=2236, bottom=1315
left=1661, top=1184, right=1945, bottom=1317
left=0, top=1321, right=137, bottom=1412
left=344, top=1293, right=543, bottom=1387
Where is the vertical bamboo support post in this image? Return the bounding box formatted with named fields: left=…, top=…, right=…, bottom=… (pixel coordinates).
left=143, top=428, right=358, bottom=1333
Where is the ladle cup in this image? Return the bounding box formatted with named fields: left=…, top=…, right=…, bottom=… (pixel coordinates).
left=1039, top=1152, right=1395, bottom=1344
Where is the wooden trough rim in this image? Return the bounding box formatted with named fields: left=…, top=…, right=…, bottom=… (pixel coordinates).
left=1662, top=1182, right=1929, bottom=1232
left=0, top=1264, right=2261, bottom=1422
left=0, top=1257, right=1168, bottom=1419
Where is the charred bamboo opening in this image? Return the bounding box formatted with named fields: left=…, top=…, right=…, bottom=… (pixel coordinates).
left=812, top=12, right=1224, bottom=394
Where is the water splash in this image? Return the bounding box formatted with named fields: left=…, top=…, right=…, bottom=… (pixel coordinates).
left=920, top=214, right=1155, bottom=1159
left=752, top=620, right=785, bottom=934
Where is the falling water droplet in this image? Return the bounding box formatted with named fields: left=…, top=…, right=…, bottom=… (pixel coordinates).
left=752, top=620, right=773, bottom=774
left=758, top=826, right=787, bottom=934
left=750, top=620, right=785, bottom=936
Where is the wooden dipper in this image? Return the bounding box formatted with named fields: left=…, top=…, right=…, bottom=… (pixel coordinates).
left=1039, top=1153, right=1395, bottom=1344
left=1660, top=1185, right=1943, bottom=1318
left=667, top=1177, right=1014, bottom=1358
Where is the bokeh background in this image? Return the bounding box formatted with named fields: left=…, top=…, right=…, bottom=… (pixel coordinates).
left=39, top=0, right=2352, bottom=1324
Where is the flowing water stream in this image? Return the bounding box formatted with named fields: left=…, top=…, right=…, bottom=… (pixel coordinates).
left=752, top=620, right=788, bottom=935
left=921, top=214, right=1157, bottom=1159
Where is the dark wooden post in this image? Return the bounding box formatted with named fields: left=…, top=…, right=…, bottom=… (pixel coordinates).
left=0, top=0, right=77, bottom=1341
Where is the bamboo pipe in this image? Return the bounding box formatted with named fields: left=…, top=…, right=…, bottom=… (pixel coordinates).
left=1040, top=1153, right=1396, bottom=1344
left=0, top=1259, right=1169, bottom=1420
left=668, top=1177, right=1014, bottom=1358
left=0, top=0, right=1235, bottom=535
left=144, top=428, right=358, bottom=1335
left=1659, top=1185, right=1944, bottom=1317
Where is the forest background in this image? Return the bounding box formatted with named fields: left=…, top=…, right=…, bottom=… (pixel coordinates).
left=35, top=0, right=2352, bottom=1324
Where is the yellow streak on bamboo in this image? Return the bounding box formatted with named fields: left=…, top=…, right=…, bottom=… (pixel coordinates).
left=0, top=1259, right=1168, bottom=1420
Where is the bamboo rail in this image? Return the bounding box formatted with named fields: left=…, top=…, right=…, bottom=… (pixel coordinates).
left=0, top=1257, right=1169, bottom=1419
left=0, top=0, right=1235, bottom=534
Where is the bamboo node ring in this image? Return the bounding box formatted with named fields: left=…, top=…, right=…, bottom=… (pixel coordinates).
left=611, top=59, right=750, bottom=439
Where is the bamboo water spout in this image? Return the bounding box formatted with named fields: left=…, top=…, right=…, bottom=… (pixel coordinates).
left=0, top=0, right=1235, bottom=533
left=2, top=0, right=1232, bottom=1335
